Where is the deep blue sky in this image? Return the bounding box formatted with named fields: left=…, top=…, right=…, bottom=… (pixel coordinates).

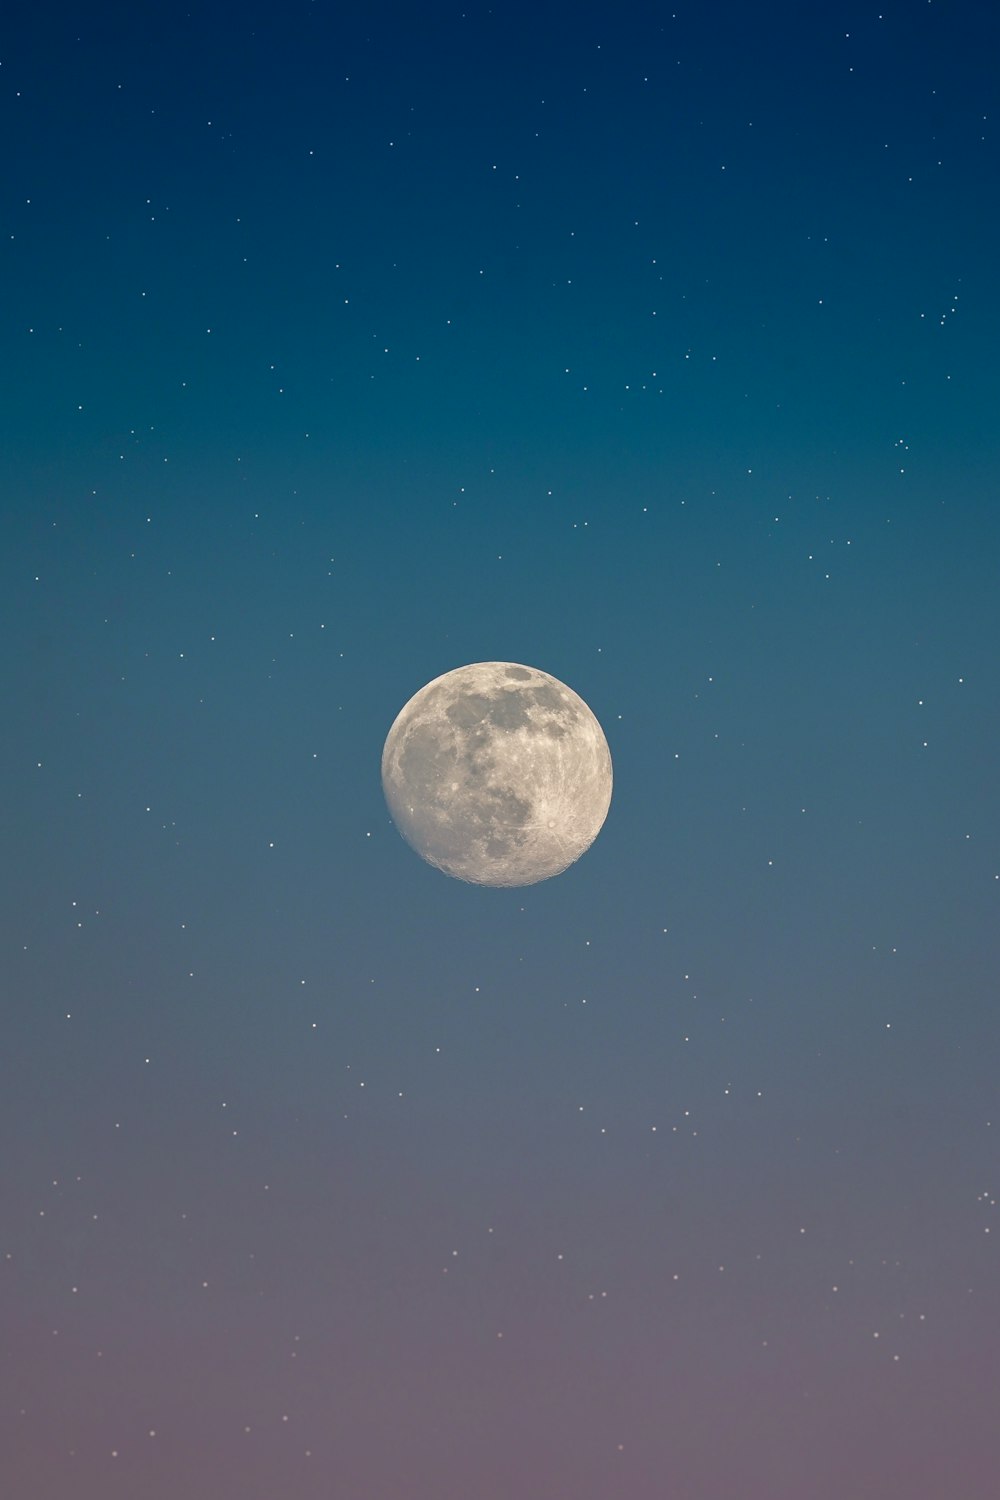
left=3, top=3, right=999, bottom=1497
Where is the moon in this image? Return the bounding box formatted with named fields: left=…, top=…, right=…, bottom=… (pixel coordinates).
left=381, top=662, right=613, bottom=887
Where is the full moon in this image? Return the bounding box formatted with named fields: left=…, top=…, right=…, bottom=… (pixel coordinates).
left=381, top=662, right=613, bottom=886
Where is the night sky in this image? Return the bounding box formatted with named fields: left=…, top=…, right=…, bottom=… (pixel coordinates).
left=3, top=2, right=999, bottom=1496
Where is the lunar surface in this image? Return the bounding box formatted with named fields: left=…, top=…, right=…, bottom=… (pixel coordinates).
left=381, top=662, right=613, bottom=886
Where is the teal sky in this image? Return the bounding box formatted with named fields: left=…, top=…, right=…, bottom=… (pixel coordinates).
left=3, top=3, right=999, bottom=1496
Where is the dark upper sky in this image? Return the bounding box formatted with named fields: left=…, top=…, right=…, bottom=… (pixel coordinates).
left=3, top=3, right=999, bottom=1497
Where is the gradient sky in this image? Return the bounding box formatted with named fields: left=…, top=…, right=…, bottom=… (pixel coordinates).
left=3, top=3, right=999, bottom=1497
